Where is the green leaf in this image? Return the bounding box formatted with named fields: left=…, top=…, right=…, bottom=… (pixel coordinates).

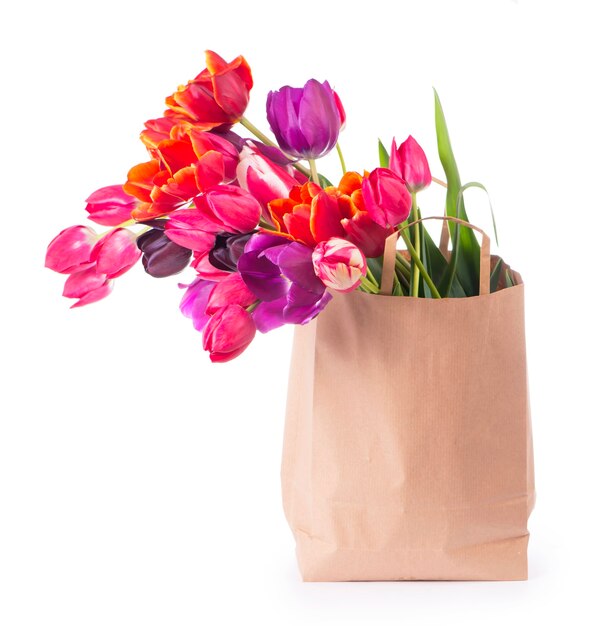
left=420, top=223, right=432, bottom=298
left=434, top=89, right=480, bottom=295
left=458, top=181, right=499, bottom=246
left=490, top=257, right=504, bottom=293
left=366, top=256, right=383, bottom=285
left=318, top=173, right=333, bottom=188
left=423, top=227, right=466, bottom=297
left=378, top=139, right=390, bottom=168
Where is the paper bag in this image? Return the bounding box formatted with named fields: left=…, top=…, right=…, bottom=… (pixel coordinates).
left=281, top=218, right=535, bottom=581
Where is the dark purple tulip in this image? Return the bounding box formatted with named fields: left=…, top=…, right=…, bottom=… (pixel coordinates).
left=137, top=228, right=192, bottom=278
left=208, top=231, right=255, bottom=272
left=266, top=79, right=342, bottom=160
left=237, top=233, right=332, bottom=332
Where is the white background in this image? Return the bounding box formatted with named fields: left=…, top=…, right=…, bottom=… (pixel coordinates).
left=1, top=0, right=597, bottom=623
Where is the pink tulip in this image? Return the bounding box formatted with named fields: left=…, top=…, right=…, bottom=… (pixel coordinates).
left=164, top=210, right=220, bottom=252
left=45, top=225, right=99, bottom=274
left=361, top=168, right=412, bottom=228
left=389, top=135, right=432, bottom=193
left=91, top=228, right=141, bottom=278
left=62, top=266, right=113, bottom=308
left=333, top=90, right=346, bottom=131
left=205, top=273, right=256, bottom=314
left=199, top=185, right=261, bottom=234
left=312, top=237, right=366, bottom=293
left=202, top=304, right=256, bottom=363
left=237, top=144, right=299, bottom=216
left=85, top=185, right=138, bottom=226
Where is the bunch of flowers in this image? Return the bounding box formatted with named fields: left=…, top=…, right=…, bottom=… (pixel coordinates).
left=46, top=51, right=513, bottom=362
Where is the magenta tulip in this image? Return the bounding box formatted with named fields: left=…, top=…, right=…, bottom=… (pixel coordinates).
left=362, top=168, right=412, bottom=228
left=389, top=136, right=432, bottom=193
left=266, top=79, right=342, bottom=159
left=202, top=304, right=256, bottom=363
left=312, top=238, right=366, bottom=293
left=205, top=273, right=256, bottom=314
left=45, top=225, right=99, bottom=274
left=179, top=277, right=216, bottom=332
left=62, top=266, right=113, bottom=308
left=85, top=185, right=138, bottom=226
left=333, top=90, right=346, bottom=131
left=91, top=228, right=141, bottom=278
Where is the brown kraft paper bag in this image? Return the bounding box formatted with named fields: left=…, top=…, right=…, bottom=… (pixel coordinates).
left=281, top=217, right=535, bottom=581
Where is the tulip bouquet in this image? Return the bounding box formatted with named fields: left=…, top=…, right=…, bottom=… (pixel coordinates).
left=46, top=51, right=513, bottom=362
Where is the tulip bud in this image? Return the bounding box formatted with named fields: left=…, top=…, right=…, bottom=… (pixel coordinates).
left=85, top=185, right=137, bottom=226
left=389, top=136, right=432, bottom=193
left=361, top=168, right=412, bottom=228
left=312, top=237, right=366, bottom=293
left=45, top=225, right=99, bottom=274
left=266, top=79, right=342, bottom=159
left=91, top=228, right=141, bottom=278
left=137, top=228, right=192, bottom=278
left=202, top=304, right=256, bottom=363
left=208, top=232, right=254, bottom=272
left=62, top=266, right=113, bottom=308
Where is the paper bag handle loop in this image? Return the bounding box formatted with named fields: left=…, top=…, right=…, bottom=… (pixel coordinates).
left=380, top=216, right=491, bottom=297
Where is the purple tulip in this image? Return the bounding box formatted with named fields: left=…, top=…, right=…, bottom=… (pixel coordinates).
left=237, top=233, right=332, bottom=332
left=266, top=79, right=342, bottom=160
left=179, top=277, right=216, bottom=332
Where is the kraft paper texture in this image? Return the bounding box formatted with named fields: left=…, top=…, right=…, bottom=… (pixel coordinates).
left=281, top=283, right=535, bottom=581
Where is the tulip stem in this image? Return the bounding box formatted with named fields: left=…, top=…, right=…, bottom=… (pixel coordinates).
left=399, top=230, right=441, bottom=299
left=336, top=143, right=347, bottom=175
left=366, top=266, right=379, bottom=292
left=411, top=193, right=421, bottom=297
left=360, top=275, right=378, bottom=293
left=308, top=159, right=319, bottom=184
left=240, top=116, right=311, bottom=178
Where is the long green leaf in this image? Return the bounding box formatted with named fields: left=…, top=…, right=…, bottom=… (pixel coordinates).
left=458, top=181, right=499, bottom=246
left=434, top=89, right=480, bottom=295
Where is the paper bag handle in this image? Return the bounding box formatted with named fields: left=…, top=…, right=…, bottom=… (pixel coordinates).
left=380, top=216, right=491, bottom=296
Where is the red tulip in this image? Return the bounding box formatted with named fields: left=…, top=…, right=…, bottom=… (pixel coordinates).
left=389, top=135, right=432, bottom=193
left=166, top=51, right=253, bottom=131
left=91, top=228, right=141, bottom=278
left=85, top=185, right=137, bottom=226
left=202, top=304, right=256, bottom=363
left=45, top=225, right=99, bottom=274
left=361, top=168, right=412, bottom=228
left=62, top=266, right=113, bottom=308
left=188, top=130, right=239, bottom=183
left=312, top=237, right=366, bottom=293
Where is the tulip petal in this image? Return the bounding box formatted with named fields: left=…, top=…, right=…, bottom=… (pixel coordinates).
left=92, top=228, right=141, bottom=278
left=45, top=225, right=98, bottom=274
